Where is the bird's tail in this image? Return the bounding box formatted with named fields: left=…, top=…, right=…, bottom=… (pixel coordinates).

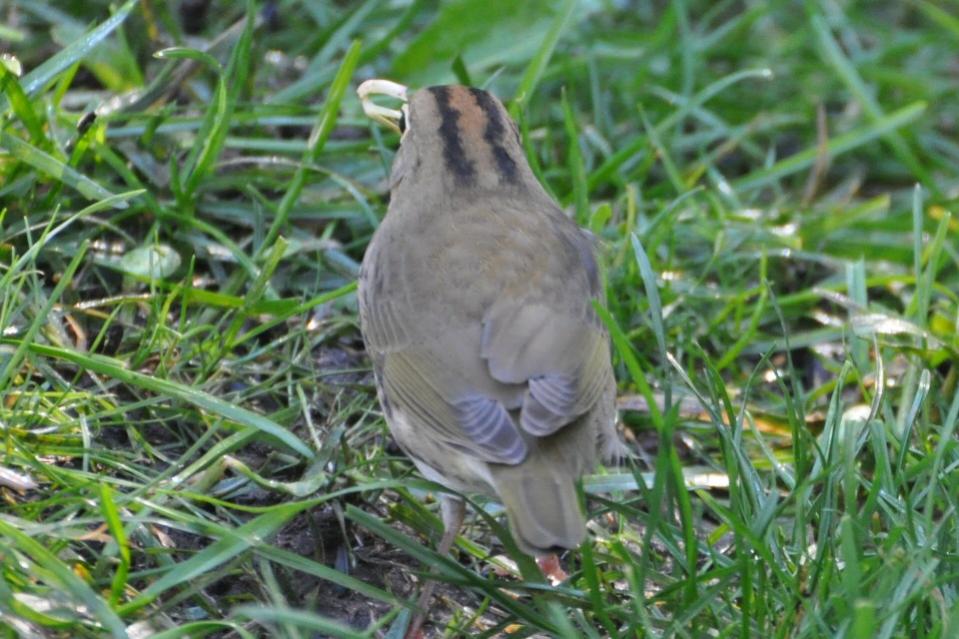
left=492, top=463, right=586, bottom=556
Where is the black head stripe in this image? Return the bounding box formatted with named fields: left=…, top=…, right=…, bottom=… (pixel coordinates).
left=429, top=86, right=475, bottom=183
left=469, top=87, right=519, bottom=184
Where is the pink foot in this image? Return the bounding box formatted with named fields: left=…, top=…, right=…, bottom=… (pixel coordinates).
left=536, top=554, right=568, bottom=585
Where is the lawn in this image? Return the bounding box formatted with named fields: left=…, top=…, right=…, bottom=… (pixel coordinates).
left=1, top=0, right=957, bottom=637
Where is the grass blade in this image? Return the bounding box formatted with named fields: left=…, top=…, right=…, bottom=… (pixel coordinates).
left=811, top=15, right=933, bottom=188
left=511, top=0, right=576, bottom=111
left=0, top=519, right=128, bottom=638
left=0, top=131, right=125, bottom=206
left=260, top=39, right=362, bottom=255
left=5, top=0, right=137, bottom=107
left=120, top=501, right=313, bottom=615
left=733, top=101, right=926, bottom=191
left=21, top=343, right=313, bottom=458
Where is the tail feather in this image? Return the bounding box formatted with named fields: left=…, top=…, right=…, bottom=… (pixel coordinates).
left=492, top=466, right=586, bottom=556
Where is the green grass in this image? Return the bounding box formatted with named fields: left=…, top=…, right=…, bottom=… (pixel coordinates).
left=1, top=0, right=957, bottom=637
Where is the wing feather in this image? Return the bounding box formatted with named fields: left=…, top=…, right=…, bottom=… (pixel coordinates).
left=382, top=351, right=528, bottom=464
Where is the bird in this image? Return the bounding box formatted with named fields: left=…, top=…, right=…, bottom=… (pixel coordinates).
left=356, top=79, right=623, bottom=634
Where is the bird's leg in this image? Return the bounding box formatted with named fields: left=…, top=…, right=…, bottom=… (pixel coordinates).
left=535, top=553, right=569, bottom=585
left=405, top=495, right=465, bottom=639
left=436, top=496, right=466, bottom=556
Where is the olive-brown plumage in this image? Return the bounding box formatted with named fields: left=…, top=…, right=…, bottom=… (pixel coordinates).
left=358, top=84, right=621, bottom=557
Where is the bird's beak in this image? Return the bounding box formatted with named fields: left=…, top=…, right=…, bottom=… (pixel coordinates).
left=357, top=79, right=408, bottom=134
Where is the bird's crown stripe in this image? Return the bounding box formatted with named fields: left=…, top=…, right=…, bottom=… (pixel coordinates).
left=429, top=86, right=476, bottom=183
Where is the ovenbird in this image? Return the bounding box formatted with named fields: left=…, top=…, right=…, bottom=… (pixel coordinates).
left=357, top=79, right=621, bottom=576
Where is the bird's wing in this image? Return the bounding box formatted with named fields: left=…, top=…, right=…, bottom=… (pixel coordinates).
left=379, top=343, right=529, bottom=464
left=360, top=240, right=529, bottom=464
left=480, top=300, right=612, bottom=438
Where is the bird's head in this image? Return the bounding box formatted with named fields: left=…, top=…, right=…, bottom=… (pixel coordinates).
left=358, top=81, right=534, bottom=196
